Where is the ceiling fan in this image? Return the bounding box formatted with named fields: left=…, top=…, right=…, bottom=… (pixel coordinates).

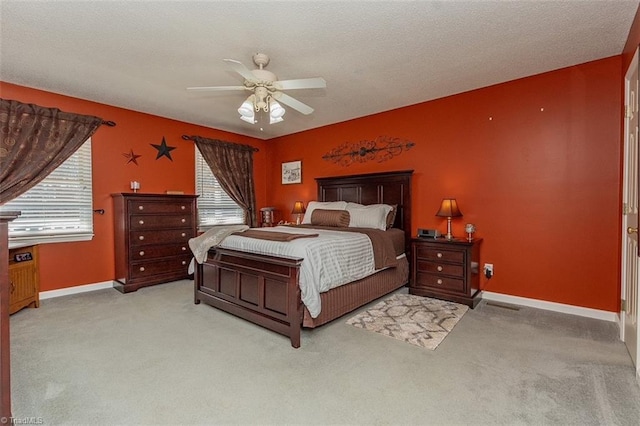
left=187, top=53, right=326, bottom=124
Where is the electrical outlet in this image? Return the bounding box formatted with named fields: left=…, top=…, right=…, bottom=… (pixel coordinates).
left=483, top=263, right=494, bottom=279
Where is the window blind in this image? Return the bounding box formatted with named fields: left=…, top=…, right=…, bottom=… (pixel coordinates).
left=2, top=139, right=93, bottom=245
left=195, top=148, right=244, bottom=228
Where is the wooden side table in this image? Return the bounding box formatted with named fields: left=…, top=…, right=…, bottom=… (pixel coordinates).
left=8, top=245, right=40, bottom=314
left=410, top=237, right=482, bottom=308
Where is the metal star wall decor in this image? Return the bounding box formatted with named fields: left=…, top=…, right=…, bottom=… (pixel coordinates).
left=122, top=149, right=141, bottom=165
left=322, top=136, right=415, bottom=166
left=151, top=136, right=176, bottom=161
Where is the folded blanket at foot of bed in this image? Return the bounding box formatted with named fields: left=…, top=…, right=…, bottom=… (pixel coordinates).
left=233, top=229, right=319, bottom=241
left=188, top=224, right=250, bottom=264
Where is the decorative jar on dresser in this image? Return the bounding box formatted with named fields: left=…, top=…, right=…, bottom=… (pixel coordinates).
left=410, top=237, right=482, bottom=308
left=112, top=193, right=198, bottom=293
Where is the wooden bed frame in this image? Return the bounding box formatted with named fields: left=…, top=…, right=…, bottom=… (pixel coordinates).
left=194, top=170, right=413, bottom=347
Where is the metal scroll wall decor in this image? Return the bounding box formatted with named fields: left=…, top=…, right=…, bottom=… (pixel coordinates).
left=322, top=136, right=415, bottom=166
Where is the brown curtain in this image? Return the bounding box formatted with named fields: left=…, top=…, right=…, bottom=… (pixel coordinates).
left=192, top=136, right=258, bottom=227
left=0, top=99, right=104, bottom=205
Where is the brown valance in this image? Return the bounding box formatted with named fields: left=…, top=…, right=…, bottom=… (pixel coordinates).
left=182, top=135, right=259, bottom=152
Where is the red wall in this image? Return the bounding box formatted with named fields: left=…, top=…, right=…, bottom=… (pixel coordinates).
left=0, top=82, right=267, bottom=291
left=268, top=56, right=622, bottom=312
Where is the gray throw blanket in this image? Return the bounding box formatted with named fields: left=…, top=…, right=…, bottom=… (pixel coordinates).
left=188, top=224, right=249, bottom=264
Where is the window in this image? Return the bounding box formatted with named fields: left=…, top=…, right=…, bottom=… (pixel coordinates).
left=2, top=139, right=93, bottom=246
left=195, top=147, right=244, bottom=228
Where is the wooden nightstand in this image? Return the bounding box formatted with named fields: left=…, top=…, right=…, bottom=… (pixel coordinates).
left=410, top=237, right=482, bottom=308
left=8, top=245, right=40, bottom=315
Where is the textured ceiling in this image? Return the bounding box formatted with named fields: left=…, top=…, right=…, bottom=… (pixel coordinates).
left=1, top=1, right=638, bottom=140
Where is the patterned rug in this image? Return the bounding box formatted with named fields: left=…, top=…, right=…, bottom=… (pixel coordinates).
left=346, top=294, right=469, bottom=350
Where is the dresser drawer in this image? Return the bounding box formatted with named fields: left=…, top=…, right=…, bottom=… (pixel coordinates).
left=416, top=259, right=464, bottom=277
left=130, top=243, right=190, bottom=260
left=415, top=246, right=464, bottom=263
left=415, top=272, right=465, bottom=293
left=129, top=214, right=194, bottom=230
left=128, top=200, right=194, bottom=214
left=130, top=255, right=191, bottom=279
left=130, top=229, right=193, bottom=246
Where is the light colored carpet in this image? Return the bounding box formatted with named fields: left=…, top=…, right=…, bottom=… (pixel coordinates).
left=9, top=280, right=640, bottom=425
left=346, top=294, right=468, bottom=350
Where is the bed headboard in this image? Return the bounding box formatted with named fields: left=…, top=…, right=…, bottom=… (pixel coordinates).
left=316, top=170, right=413, bottom=254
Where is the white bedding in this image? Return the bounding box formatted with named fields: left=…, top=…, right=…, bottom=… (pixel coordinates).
left=217, top=225, right=377, bottom=318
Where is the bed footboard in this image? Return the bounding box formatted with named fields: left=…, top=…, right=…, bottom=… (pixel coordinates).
left=194, top=248, right=304, bottom=348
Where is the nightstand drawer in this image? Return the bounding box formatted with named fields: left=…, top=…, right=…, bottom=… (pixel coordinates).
left=416, top=260, right=464, bottom=277
left=415, top=272, right=465, bottom=293
left=415, top=246, right=464, bottom=263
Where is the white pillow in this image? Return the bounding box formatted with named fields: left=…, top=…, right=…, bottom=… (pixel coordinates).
left=345, top=203, right=393, bottom=230
left=301, top=201, right=347, bottom=224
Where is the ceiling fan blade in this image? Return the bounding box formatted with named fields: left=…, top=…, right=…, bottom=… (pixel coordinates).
left=187, top=85, right=246, bottom=91
left=274, top=77, right=326, bottom=90
left=224, top=59, right=257, bottom=82
left=273, top=92, right=314, bottom=115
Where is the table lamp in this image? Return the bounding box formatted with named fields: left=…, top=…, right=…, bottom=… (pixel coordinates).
left=291, top=201, right=306, bottom=225
left=435, top=198, right=462, bottom=240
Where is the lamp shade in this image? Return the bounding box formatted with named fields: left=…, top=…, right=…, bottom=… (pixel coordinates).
left=435, top=198, right=462, bottom=218
left=238, top=97, right=254, bottom=117
left=291, top=201, right=306, bottom=214
left=270, top=100, right=285, bottom=118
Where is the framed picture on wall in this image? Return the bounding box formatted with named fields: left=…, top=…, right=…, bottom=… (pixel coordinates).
left=282, top=160, right=302, bottom=184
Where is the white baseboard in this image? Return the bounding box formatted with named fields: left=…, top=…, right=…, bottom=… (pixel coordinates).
left=40, top=280, right=115, bottom=300
left=481, top=291, right=618, bottom=322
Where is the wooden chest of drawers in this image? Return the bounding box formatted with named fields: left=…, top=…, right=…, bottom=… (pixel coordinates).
left=112, top=193, right=198, bottom=293
left=410, top=237, right=482, bottom=308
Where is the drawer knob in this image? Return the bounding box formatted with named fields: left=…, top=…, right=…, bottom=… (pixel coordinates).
left=182, top=261, right=187, bottom=265
left=139, top=220, right=144, bottom=225
left=139, top=251, right=145, bottom=256
left=182, top=246, right=186, bottom=251
left=437, top=279, right=443, bottom=285
left=139, top=267, right=145, bottom=272
left=139, top=235, right=145, bottom=241
left=181, top=206, right=186, bottom=210
left=181, top=232, right=186, bottom=237
left=181, top=218, right=186, bottom=223
left=9, top=281, right=15, bottom=293
left=138, top=205, right=144, bottom=210
left=437, top=266, right=443, bottom=272
left=437, top=252, right=443, bottom=258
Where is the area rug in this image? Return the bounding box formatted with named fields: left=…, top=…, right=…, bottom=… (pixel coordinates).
left=346, top=294, right=468, bottom=350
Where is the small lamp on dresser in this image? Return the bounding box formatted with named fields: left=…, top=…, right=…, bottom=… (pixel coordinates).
left=291, top=201, right=306, bottom=225
left=436, top=198, right=462, bottom=240
left=260, top=207, right=276, bottom=227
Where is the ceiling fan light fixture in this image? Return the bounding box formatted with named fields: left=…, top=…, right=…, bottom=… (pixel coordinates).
left=240, top=115, right=256, bottom=124
left=238, top=97, right=255, bottom=117
left=270, top=100, right=285, bottom=119
left=188, top=53, right=325, bottom=128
